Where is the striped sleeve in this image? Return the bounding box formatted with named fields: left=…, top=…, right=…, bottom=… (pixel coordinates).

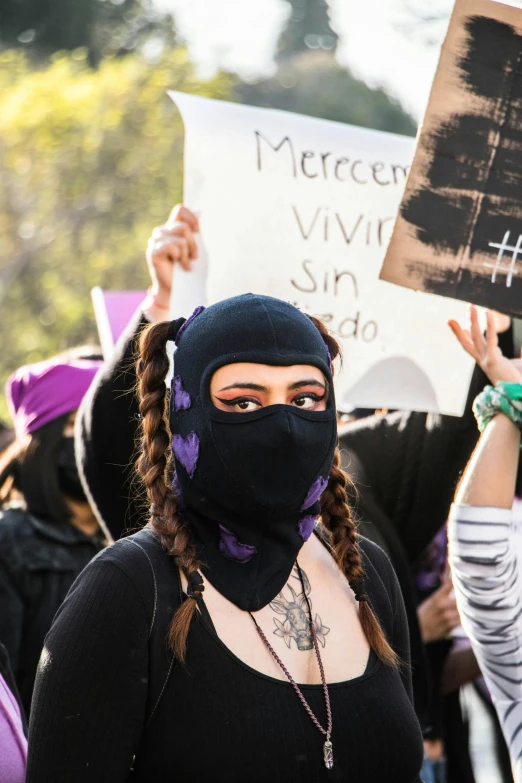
left=449, top=504, right=522, bottom=783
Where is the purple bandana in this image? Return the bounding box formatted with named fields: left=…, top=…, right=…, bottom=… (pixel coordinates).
left=7, top=359, right=102, bottom=437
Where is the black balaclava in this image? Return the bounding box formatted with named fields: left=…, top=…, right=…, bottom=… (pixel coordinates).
left=169, top=293, right=337, bottom=611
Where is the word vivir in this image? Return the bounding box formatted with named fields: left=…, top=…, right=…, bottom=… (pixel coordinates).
left=293, top=206, right=394, bottom=247
left=255, top=131, right=409, bottom=185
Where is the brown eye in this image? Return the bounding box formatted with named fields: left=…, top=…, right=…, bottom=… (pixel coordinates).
left=292, top=394, right=323, bottom=410
left=216, top=396, right=261, bottom=413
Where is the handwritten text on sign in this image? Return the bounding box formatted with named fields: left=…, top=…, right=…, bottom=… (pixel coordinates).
left=168, top=92, right=476, bottom=415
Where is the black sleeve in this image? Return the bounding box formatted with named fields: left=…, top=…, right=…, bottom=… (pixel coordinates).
left=339, top=338, right=513, bottom=564
left=0, top=554, right=25, bottom=678
left=77, top=312, right=147, bottom=539
left=27, top=556, right=151, bottom=783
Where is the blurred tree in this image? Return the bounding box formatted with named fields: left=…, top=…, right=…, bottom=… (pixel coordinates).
left=277, top=0, right=338, bottom=58
left=235, top=50, right=417, bottom=136
left=0, top=0, right=177, bottom=66
left=0, top=47, right=231, bottom=417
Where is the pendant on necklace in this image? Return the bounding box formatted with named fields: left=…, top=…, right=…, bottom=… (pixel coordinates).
left=323, top=737, right=334, bottom=770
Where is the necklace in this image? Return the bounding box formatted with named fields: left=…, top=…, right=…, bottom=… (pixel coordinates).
left=249, top=562, right=334, bottom=770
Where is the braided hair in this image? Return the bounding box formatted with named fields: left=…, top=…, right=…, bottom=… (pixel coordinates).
left=309, top=316, right=399, bottom=667
left=137, top=316, right=398, bottom=666
left=136, top=321, right=202, bottom=662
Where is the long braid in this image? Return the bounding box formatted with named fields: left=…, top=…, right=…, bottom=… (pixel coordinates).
left=136, top=321, right=202, bottom=662
left=309, top=314, right=399, bottom=667
left=320, top=448, right=399, bottom=666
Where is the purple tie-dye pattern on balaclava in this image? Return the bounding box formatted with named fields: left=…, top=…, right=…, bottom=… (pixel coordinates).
left=173, top=432, right=200, bottom=478
left=175, top=305, right=206, bottom=345
left=173, top=376, right=191, bottom=412
left=298, top=516, right=316, bottom=542
left=301, top=476, right=328, bottom=511
left=219, top=524, right=257, bottom=563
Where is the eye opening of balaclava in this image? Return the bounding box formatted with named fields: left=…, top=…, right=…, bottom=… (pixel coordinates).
left=169, top=293, right=337, bottom=611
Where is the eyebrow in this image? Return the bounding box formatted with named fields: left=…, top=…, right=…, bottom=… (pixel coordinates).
left=218, top=379, right=326, bottom=393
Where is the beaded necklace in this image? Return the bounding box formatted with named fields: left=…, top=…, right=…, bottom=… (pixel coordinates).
left=249, top=562, right=334, bottom=770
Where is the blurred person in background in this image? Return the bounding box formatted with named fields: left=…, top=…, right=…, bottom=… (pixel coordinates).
left=338, top=313, right=516, bottom=783
left=77, top=204, right=201, bottom=539
left=0, top=422, right=15, bottom=455
left=447, top=308, right=522, bottom=783
left=0, top=347, right=106, bottom=714
left=0, top=421, right=27, bottom=782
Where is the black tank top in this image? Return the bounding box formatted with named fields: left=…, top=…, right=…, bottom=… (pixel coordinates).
left=134, top=609, right=423, bottom=782
left=27, top=532, right=424, bottom=783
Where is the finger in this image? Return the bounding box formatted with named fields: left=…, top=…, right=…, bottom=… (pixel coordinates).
left=448, top=321, right=480, bottom=362
left=167, top=205, right=199, bottom=233
left=177, top=238, right=190, bottom=270
left=442, top=598, right=458, bottom=613
left=485, top=310, right=499, bottom=354
left=470, top=305, right=487, bottom=357
left=164, top=222, right=198, bottom=260
left=154, top=239, right=182, bottom=262
left=440, top=579, right=454, bottom=595
left=444, top=612, right=461, bottom=631
left=490, top=311, right=512, bottom=333
left=182, top=227, right=198, bottom=260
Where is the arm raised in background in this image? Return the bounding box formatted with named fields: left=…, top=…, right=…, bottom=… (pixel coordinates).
left=339, top=311, right=514, bottom=565
left=448, top=307, right=522, bottom=782
left=76, top=206, right=199, bottom=539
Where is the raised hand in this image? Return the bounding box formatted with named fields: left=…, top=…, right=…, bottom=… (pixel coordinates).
left=145, top=205, right=199, bottom=319
left=449, top=306, right=522, bottom=386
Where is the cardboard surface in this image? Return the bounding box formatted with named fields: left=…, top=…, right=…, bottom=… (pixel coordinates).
left=381, top=0, right=522, bottom=317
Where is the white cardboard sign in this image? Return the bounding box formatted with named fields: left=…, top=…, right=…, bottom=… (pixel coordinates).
left=168, top=92, right=476, bottom=415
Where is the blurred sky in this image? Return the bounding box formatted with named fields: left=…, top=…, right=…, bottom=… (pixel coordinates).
left=152, top=0, right=454, bottom=121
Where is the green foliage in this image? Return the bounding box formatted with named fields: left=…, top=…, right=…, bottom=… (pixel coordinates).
left=0, top=16, right=416, bottom=423
left=235, top=51, right=417, bottom=137
left=0, top=47, right=232, bottom=419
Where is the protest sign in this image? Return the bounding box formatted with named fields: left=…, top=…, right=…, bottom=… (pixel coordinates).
left=168, top=92, right=478, bottom=415
left=380, top=0, right=522, bottom=317
left=91, top=288, right=145, bottom=359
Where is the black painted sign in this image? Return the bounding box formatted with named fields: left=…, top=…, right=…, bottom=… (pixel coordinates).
left=380, top=0, right=522, bottom=317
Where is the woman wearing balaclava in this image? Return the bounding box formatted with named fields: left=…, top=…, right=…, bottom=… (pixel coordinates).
left=27, top=294, right=424, bottom=782
left=0, top=349, right=105, bottom=715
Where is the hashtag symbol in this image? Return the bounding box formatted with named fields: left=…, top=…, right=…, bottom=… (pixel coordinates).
left=485, top=231, right=522, bottom=288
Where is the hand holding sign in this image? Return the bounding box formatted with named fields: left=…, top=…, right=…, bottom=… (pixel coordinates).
left=145, top=205, right=200, bottom=321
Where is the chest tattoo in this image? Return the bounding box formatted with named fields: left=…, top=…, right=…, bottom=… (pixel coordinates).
left=269, top=566, right=330, bottom=651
